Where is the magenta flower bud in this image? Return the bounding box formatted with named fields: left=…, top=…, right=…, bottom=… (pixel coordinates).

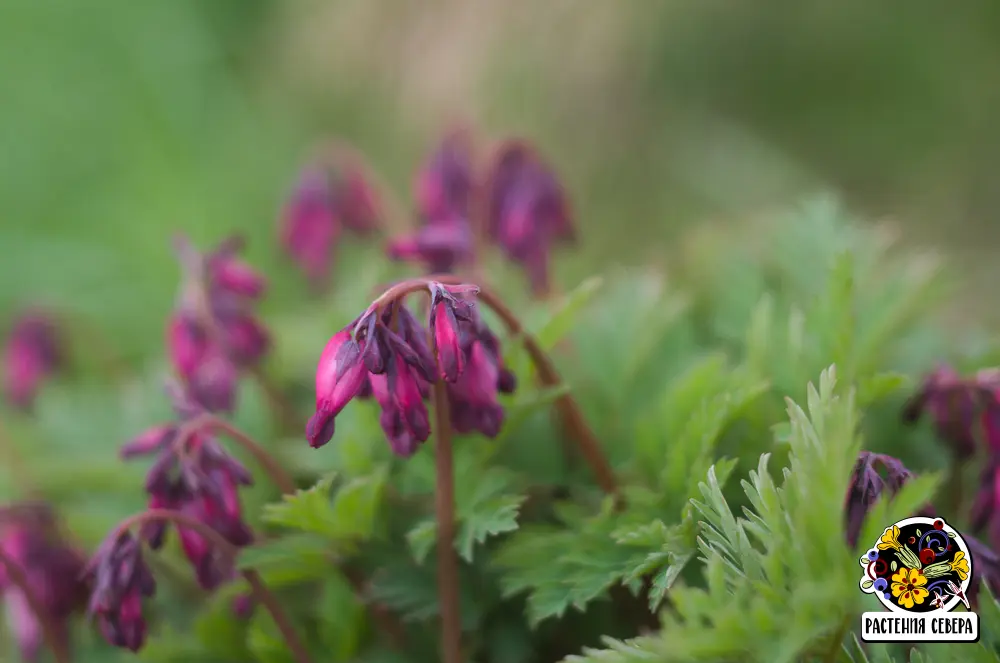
left=308, top=329, right=368, bottom=449
left=336, top=165, right=382, bottom=234
left=844, top=452, right=919, bottom=548
left=386, top=220, right=475, bottom=274
left=280, top=168, right=342, bottom=286
left=2, top=312, right=64, bottom=411
left=370, top=354, right=431, bottom=457
left=207, top=250, right=266, bottom=300
left=219, top=314, right=270, bottom=367
left=119, top=425, right=175, bottom=459
left=414, top=129, right=474, bottom=224
left=485, top=140, right=575, bottom=297
left=430, top=297, right=464, bottom=383
left=86, top=531, right=156, bottom=652
left=187, top=349, right=239, bottom=414
left=167, top=313, right=208, bottom=380
left=232, top=593, right=256, bottom=619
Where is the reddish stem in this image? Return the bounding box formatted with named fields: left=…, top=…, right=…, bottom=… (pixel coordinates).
left=117, top=509, right=313, bottom=663
left=173, top=413, right=297, bottom=495
left=430, top=378, right=462, bottom=663
left=0, top=547, right=71, bottom=663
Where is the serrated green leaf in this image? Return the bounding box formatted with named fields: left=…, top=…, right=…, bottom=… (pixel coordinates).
left=405, top=520, right=437, bottom=564
left=328, top=467, right=388, bottom=540
left=261, top=475, right=338, bottom=535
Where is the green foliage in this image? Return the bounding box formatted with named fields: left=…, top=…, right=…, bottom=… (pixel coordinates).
left=4, top=197, right=999, bottom=663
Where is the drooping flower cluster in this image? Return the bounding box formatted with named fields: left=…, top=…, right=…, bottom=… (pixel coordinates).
left=279, top=148, right=381, bottom=287
left=0, top=503, right=88, bottom=661
left=844, top=451, right=919, bottom=548
left=903, top=365, right=1000, bottom=552
left=387, top=129, right=476, bottom=274
left=2, top=311, right=64, bottom=411
left=119, top=382, right=254, bottom=591
left=484, top=140, right=575, bottom=297
left=844, top=451, right=1000, bottom=602
left=307, top=281, right=517, bottom=456
left=168, top=236, right=271, bottom=413
left=903, top=364, right=1000, bottom=459
left=84, top=530, right=156, bottom=652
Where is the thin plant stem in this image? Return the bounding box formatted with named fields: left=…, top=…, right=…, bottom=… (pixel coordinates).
left=0, top=547, right=71, bottom=663
left=430, top=378, right=462, bottom=663
left=364, top=276, right=619, bottom=501
left=117, top=509, right=313, bottom=663
left=173, top=413, right=297, bottom=495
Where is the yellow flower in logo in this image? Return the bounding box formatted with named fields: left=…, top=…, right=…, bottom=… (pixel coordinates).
left=878, top=525, right=902, bottom=551
left=891, top=567, right=929, bottom=609
left=950, top=551, right=970, bottom=581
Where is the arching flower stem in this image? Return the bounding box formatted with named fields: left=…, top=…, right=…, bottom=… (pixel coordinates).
left=172, top=413, right=297, bottom=495
left=369, top=275, right=619, bottom=500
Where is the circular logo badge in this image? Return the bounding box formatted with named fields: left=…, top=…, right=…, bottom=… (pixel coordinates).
left=859, top=516, right=972, bottom=613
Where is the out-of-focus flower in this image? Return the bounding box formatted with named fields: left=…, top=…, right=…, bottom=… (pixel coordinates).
left=842, top=450, right=1000, bottom=604
left=484, top=140, right=575, bottom=297
left=2, top=312, right=64, bottom=411
left=307, top=281, right=516, bottom=455
left=120, top=382, right=254, bottom=590
left=902, top=364, right=1000, bottom=459
left=168, top=236, right=271, bottom=413
left=85, top=531, right=155, bottom=652
left=387, top=132, right=476, bottom=274
left=844, top=451, right=917, bottom=549
left=280, top=151, right=381, bottom=286
left=0, top=503, right=88, bottom=662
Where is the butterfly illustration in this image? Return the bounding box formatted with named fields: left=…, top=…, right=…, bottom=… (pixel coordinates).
left=929, top=590, right=947, bottom=610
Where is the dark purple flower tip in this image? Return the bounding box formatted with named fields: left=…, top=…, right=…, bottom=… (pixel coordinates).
left=903, top=364, right=1000, bottom=460
left=232, top=593, right=256, bottom=619
left=3, top=311, right=64, bottom=410
left=86, top=530, right=156, bottom=652
left=186, top=349, right=239, bottom=414
left=844, top=452, right=921, bottom=548
left=414, top=129, right=475, bottom=224
left=306, top=409, right=336, bottom=449
left=386, top=220, right=475, bottom=275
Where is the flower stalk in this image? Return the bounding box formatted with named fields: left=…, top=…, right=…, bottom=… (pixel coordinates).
left=431, top=363, right=462, bottom=663
left=428, top=275, right=619, bottom=499
left=116, top=509, right=313, bottom=663
left=170, top=413, right=297, bottom=495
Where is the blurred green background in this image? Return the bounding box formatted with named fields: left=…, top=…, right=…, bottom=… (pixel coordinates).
left=3, top=0, right=1000, bottom=356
